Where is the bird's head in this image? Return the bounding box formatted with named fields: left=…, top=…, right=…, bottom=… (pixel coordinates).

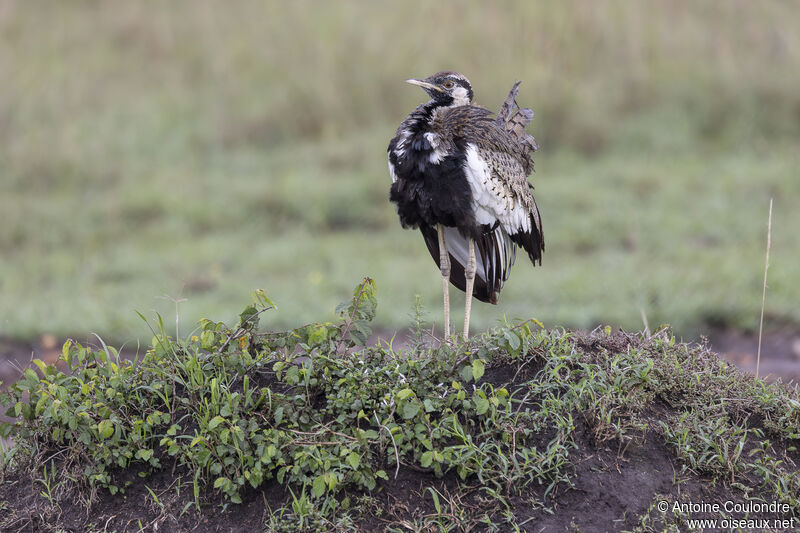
left=406, top=71, right=473, bottom=107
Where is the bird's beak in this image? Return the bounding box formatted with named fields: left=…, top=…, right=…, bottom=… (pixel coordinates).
left=405, top=79, right=444, bottom=93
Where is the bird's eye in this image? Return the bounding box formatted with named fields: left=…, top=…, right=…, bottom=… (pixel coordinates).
left=442, top=80, right=455, bottom=89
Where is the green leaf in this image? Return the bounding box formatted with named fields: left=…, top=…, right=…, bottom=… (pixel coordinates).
left=420, top=451, right=433, bottom=468
left=213, top=477, right=227, bottom=489
left=361, top=429, right=379, bottom=440
left=505, top=330, right=521, bottom=350
left=428, top=487, right=441, bottom=514
left=349, top=324, right=369, bottom=345
left=32, top=359, right=48, bottom=375
left=337, top=278, right=378, bottom=324
left=308, top=325, right=328, bottom=345
left=325, top=472, right=338, bottom=490
left=200, top=330, right=215, bottom=350
left=312, top=475, right=326, bottom=497
left=62, top=339, right=73, bottom=366
left=252, top=289, right=277, bottom=311
left=460, top=365, right=473, bottom=383
left=402, top=401, right=420, bottom=420
left=136, top=448, right=154, bottom=461
left=239, top=304, right=258, bottom=327
left=472, top=359, right=485, bottom=381
left=347, top=452, right=360, bottom=469
left=98, top=419, right=114, bottom=439
left=208, top=416, right=225, bottom=430
left=396, top=388, right=414, bottom=401
left=23, top=368, right=39, bottom=385
left=475, top=397, right=490, bottom=415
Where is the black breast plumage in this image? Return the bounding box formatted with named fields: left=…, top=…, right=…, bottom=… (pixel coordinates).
left=388, top=103, right=482, bottom=241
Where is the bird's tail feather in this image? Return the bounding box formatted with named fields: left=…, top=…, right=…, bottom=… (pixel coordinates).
left=497, top=81, right=538, bottom=153
left=509, top=210, right=544, bottom=266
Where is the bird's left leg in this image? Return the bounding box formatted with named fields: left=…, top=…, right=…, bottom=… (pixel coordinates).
left=463, top=238, right=476, bottom=340
left=437, top=225, right=451, bottom=340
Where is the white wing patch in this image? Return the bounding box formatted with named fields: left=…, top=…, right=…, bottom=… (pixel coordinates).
left=463, top=143, right=531, bottom=234
left=390, top=131, right=446, bottom=171
left=424, top=132, right=446, bottom=164
left=388, top=156, right=398, bottom=183
left=389, top=133, right=409, bottom=183
left=393, top=133, right=408, bottom=158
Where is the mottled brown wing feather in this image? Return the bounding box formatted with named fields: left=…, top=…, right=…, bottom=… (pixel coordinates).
left=436, top=109, right=543, bottom=259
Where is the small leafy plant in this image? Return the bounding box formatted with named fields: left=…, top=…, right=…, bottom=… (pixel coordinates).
left=0, top=279, right=561, bottom=511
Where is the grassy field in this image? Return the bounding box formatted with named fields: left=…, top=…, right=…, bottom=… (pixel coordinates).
left=1, top=1, right=799, bottom=342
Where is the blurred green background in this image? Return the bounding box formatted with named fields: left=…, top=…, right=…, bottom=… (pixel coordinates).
left=1, top=1, right=799, bottom=343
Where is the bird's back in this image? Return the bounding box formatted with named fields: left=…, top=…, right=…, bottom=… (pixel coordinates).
left=429, top=101, right=543, bottom=257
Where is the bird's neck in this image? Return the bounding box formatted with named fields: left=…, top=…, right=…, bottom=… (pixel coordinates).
left=399, top=101, right=439, bottom=137
left=427, top=96, right=472, bottom=112
left=406, top=98, right=468, bottom=133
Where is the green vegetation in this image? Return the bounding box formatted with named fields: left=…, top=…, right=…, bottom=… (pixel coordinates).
left=1, top=2, right=800, bottom=341
left=0, top=282, right=797, bottom=531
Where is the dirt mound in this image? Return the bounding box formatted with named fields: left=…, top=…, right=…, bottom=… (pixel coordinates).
left=0, top=322, right=798, bottom=532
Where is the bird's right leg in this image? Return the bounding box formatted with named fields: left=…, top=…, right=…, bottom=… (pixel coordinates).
left=437, top=224, right=451, bottom=340
left=463, top=238, right=476, bottom=340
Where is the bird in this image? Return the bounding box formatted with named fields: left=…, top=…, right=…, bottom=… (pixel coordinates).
left=388, top=71, right=543, bottom=340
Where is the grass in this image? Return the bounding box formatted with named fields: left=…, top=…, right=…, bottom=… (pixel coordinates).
left=3, top=139, right=798, bottom=340
left=757, top=198, right=774, bottom=378
left=0, top=283, right=798, bottom=530
left=2, top=1, right=800, bottom=342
